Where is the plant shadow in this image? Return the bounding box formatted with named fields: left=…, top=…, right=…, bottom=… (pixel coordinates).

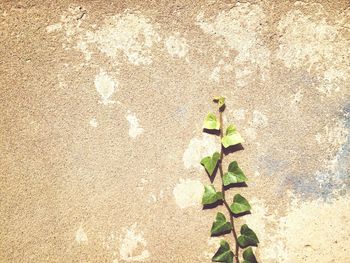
left=202, top=165, right=219, bottom=183
left=211, top=229, right=232, bottom=237
left=223, top=182, right=248, bottom=191
left=223, top=143, right=244, bottom=155
left=203, top=128, right=220, bottom=136
left=232, top=211, right=251, bottom=218
left=202, top=200, right=223, bottom=210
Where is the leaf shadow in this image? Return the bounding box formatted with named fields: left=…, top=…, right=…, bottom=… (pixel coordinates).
left=223, top=182, right=248, bottom=191
left=202, top=128, right=221, bottom=136
left=202, top=200, right=223, bottom=210
left=210, top=229, right=232, bottom=237
left=223, top=143, right=244, bottom=155
left=203, top=165, right=219, bottom=183
left=238, top=243, right=258, bottom=249
left=232, top=211, right=251, bottom=218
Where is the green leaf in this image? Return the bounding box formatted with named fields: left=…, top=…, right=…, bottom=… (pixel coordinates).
left=202, top=185, right=223, bottom=205
left=203, top=113, right=220, bottom=130
left=238, top=224, right=259, bottom=248
left=213, top=96, right=225, bottom=109
left=223, top=161, right=247, bottom=186
left=201, top=152, right=220, bottom=176
left=242, top=247, right=258, bottom=263
left=229, top=194, right=251, bottom=214
left=221, top=125, right=244, bottom=148
left=212, top=240, right=234, bottom=263
left=211, top=212, right=232, bottom=236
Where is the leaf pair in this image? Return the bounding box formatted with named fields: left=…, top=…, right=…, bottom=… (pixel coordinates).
left=202, top=185, right=223, bottom=205
left=212, top=240, right=258, bottom=263
left=203, top=114, right=244, bottom=148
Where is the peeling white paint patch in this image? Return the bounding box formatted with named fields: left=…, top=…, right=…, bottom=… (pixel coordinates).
left=251, top=111, right=268, bottom=128
left=126, top=111, right=144, bottom=138
left=233, top=109, right=246, bottom=120
left=94, top=71, right=118, bottom=105
left=173, top=179, right=204, bottom=208
left=196, top=3, right=270, bottom=87
left=183, top=133, right=220, bottom=170
left=85, top=12, right=161, bottom=65
left=277, top=2, right=350, bottom=94
left=148, top=190, right=164, bottom=203
left=89, top=118, right=98, bottom=128
left=46, top=23, right=62, bottom=33
left=209, top=66, right=220, bottom=82
left=209, top=59, right=234, bottom=82
left=165, top=34, right=189, bottom=58
left=244, top=127, right=257, bottom=140
left=51, top=8, right=160, bottom=65
left=119, top=223, right=150, bottom=262
left=76, top=40, right=92, bottom=61
left=75, top=225, right=88, bottom=244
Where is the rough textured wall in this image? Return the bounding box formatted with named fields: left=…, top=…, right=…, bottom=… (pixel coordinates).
left=1, top=0, right=349, bottom=262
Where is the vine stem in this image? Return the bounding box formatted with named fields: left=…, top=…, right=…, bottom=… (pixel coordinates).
left=218, top=109, right=240, bottom=263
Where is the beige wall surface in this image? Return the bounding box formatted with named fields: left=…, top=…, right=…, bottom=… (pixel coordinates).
left=1, top=0, right=349, bottom=262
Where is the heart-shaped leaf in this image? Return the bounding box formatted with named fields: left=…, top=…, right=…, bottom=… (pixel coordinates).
left=212, top=240, right=234, bottom=263
left=213, top=96, right=225, bottom=109
left=221, top=125, right=244, bottom=148
left=211, top=212, right=232, bottom=236
left=202, top=185, right=223, bottom=205
left=223, top=161, right=247, bottom=186
left=242, top=247, right=258, bottom=263
left=229, top=194, right=251, bottom=214
left=203, top=112, right=220, bottom=130
left=238, top=224, right=259, bottom=248
left=201, top=152, right=220, bottom=176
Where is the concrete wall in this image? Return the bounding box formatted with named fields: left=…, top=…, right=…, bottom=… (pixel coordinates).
left=1, top=0, right=349, bottom=262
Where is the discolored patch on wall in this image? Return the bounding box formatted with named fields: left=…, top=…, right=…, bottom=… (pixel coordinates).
left=164, top=33, right=189, bottom=59
left=119, top=224, right=150, bottom=262
left=196, top=2, right=270, bottom=87
left=282, top=110, right=350, bottom=200
left=172, top=179, right=204, bottom=209
left=244, top=195, right=350, bottom=262
left=47, top=6, right=161, bottom=65
left=126, top=111, right=144, bottom=138
left=183, top=134, right=220, bottom=170
left=94, top=70, right=118, bottom=105
left=277, top=1, right=350, bottom=94
left=75, top=225, right=88, bottom=244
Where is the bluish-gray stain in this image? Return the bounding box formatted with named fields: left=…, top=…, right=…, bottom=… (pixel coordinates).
left=286, top=105, right=350, bottom=200
left=258, top=155, right=289, bottom=175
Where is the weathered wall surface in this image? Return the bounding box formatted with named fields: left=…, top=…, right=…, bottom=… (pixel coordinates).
left=0, top=0, right=349, bottom=262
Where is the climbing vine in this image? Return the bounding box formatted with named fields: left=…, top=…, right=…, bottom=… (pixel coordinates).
left=201, top=96, right=259, bottom=263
